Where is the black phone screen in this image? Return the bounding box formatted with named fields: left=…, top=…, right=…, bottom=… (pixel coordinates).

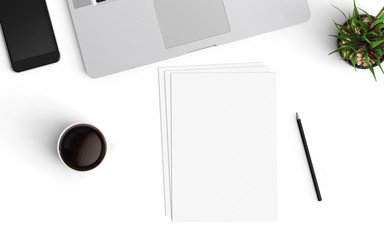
left=0, top=0, right=59, bottom=71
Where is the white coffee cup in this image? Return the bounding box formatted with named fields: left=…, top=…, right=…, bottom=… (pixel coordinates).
left=57, top=123, right=111, bottom=171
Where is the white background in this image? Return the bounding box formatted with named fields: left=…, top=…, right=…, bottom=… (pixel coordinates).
left=0, top=0, right=383, bottom=239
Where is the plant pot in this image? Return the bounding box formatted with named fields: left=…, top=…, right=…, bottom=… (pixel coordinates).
left=338, top=14, right=384, bottom=69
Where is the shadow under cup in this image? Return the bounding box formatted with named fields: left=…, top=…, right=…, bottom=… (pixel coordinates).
left=58, top=124, right=107, bottom=171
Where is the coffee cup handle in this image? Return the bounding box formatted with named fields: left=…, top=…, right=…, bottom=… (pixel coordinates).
left=108, top=144, right=117, bottom=151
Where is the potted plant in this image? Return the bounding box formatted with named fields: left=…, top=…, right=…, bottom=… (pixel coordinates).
left=329, top=0, right=384, bottom=80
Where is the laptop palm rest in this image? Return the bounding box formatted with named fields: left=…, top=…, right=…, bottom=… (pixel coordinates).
left=154, top=0, right=231, bottom=49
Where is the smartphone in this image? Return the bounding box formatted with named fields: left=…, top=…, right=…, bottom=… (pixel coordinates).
left=0, top=0, right=60, bottom=72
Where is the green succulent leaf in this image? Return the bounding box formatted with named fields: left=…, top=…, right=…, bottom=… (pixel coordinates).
left=372, top=7, right=384, bottom=29
left=340, top=41, right=361, bottom=49
left=332, top=4, right=348, bottom=20
left=343, top=50, right=354, bottom=60
left=365, top=51, right=377, bottom=81
left=374, top=17, right=384, bottom=27
left=363, top=35, right=371, bottom=44
left=353, top=0, right=362, bottom=20
left=364, top=51, right=370, bottom=62
left=334, top=22, right=354, bottom=37
left=373, top=11, right=384, bottom=26
left=348, top=13, right=355, bottom=30
left=357, top=45, right=367, bottom=54
left=368, top=65, right=377, bottom=81
left=372, top=40, right=384, bottom=48
left=373, top=59, right=384, bottom=74
left=351, top=54, right=357, bottom=71
left=329, top=46, right=353, bottom=55
left=333, top=19, right=346, bottom=35
left=376, top=6, right=384, bottom=19
left=359, top=8, right=372, bottom=22
left=354, top=19, right=369, bottom=29
left=329, top=34, right=344, bottom=40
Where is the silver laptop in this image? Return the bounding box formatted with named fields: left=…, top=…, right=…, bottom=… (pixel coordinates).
left=68, top=0, right=310, bottom=78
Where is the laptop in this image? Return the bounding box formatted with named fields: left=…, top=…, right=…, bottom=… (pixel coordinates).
left=68, top=0, right=310, bottom=78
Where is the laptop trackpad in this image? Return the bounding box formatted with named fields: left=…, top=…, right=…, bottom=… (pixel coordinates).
left=154, top=0, right=231, bottom=49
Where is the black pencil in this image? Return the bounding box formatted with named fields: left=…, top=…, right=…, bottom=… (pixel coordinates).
left=296, top=113, right=322, bottom=201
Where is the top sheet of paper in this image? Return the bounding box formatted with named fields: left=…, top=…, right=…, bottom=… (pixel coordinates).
left=170, top=72, right=277, bottom=222
left=158, top=63, right=269, bottom=216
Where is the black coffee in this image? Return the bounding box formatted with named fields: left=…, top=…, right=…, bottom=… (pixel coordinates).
left=59, top=124, right=107, bottom=171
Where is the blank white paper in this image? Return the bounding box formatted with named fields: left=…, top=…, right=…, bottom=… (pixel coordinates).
left=170, top=72, right=277, bottom=222
left=158, top=63, right=270, bottom=216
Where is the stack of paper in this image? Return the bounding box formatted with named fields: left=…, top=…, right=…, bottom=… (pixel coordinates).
left=158, top=63, right=277, bottom=222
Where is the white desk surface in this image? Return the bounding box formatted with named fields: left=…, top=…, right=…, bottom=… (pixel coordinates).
left=0, top=0, right=383, bottom=239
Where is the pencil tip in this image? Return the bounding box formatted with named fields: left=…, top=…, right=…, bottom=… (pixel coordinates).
left=296, top=112, right=300, bottom=120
